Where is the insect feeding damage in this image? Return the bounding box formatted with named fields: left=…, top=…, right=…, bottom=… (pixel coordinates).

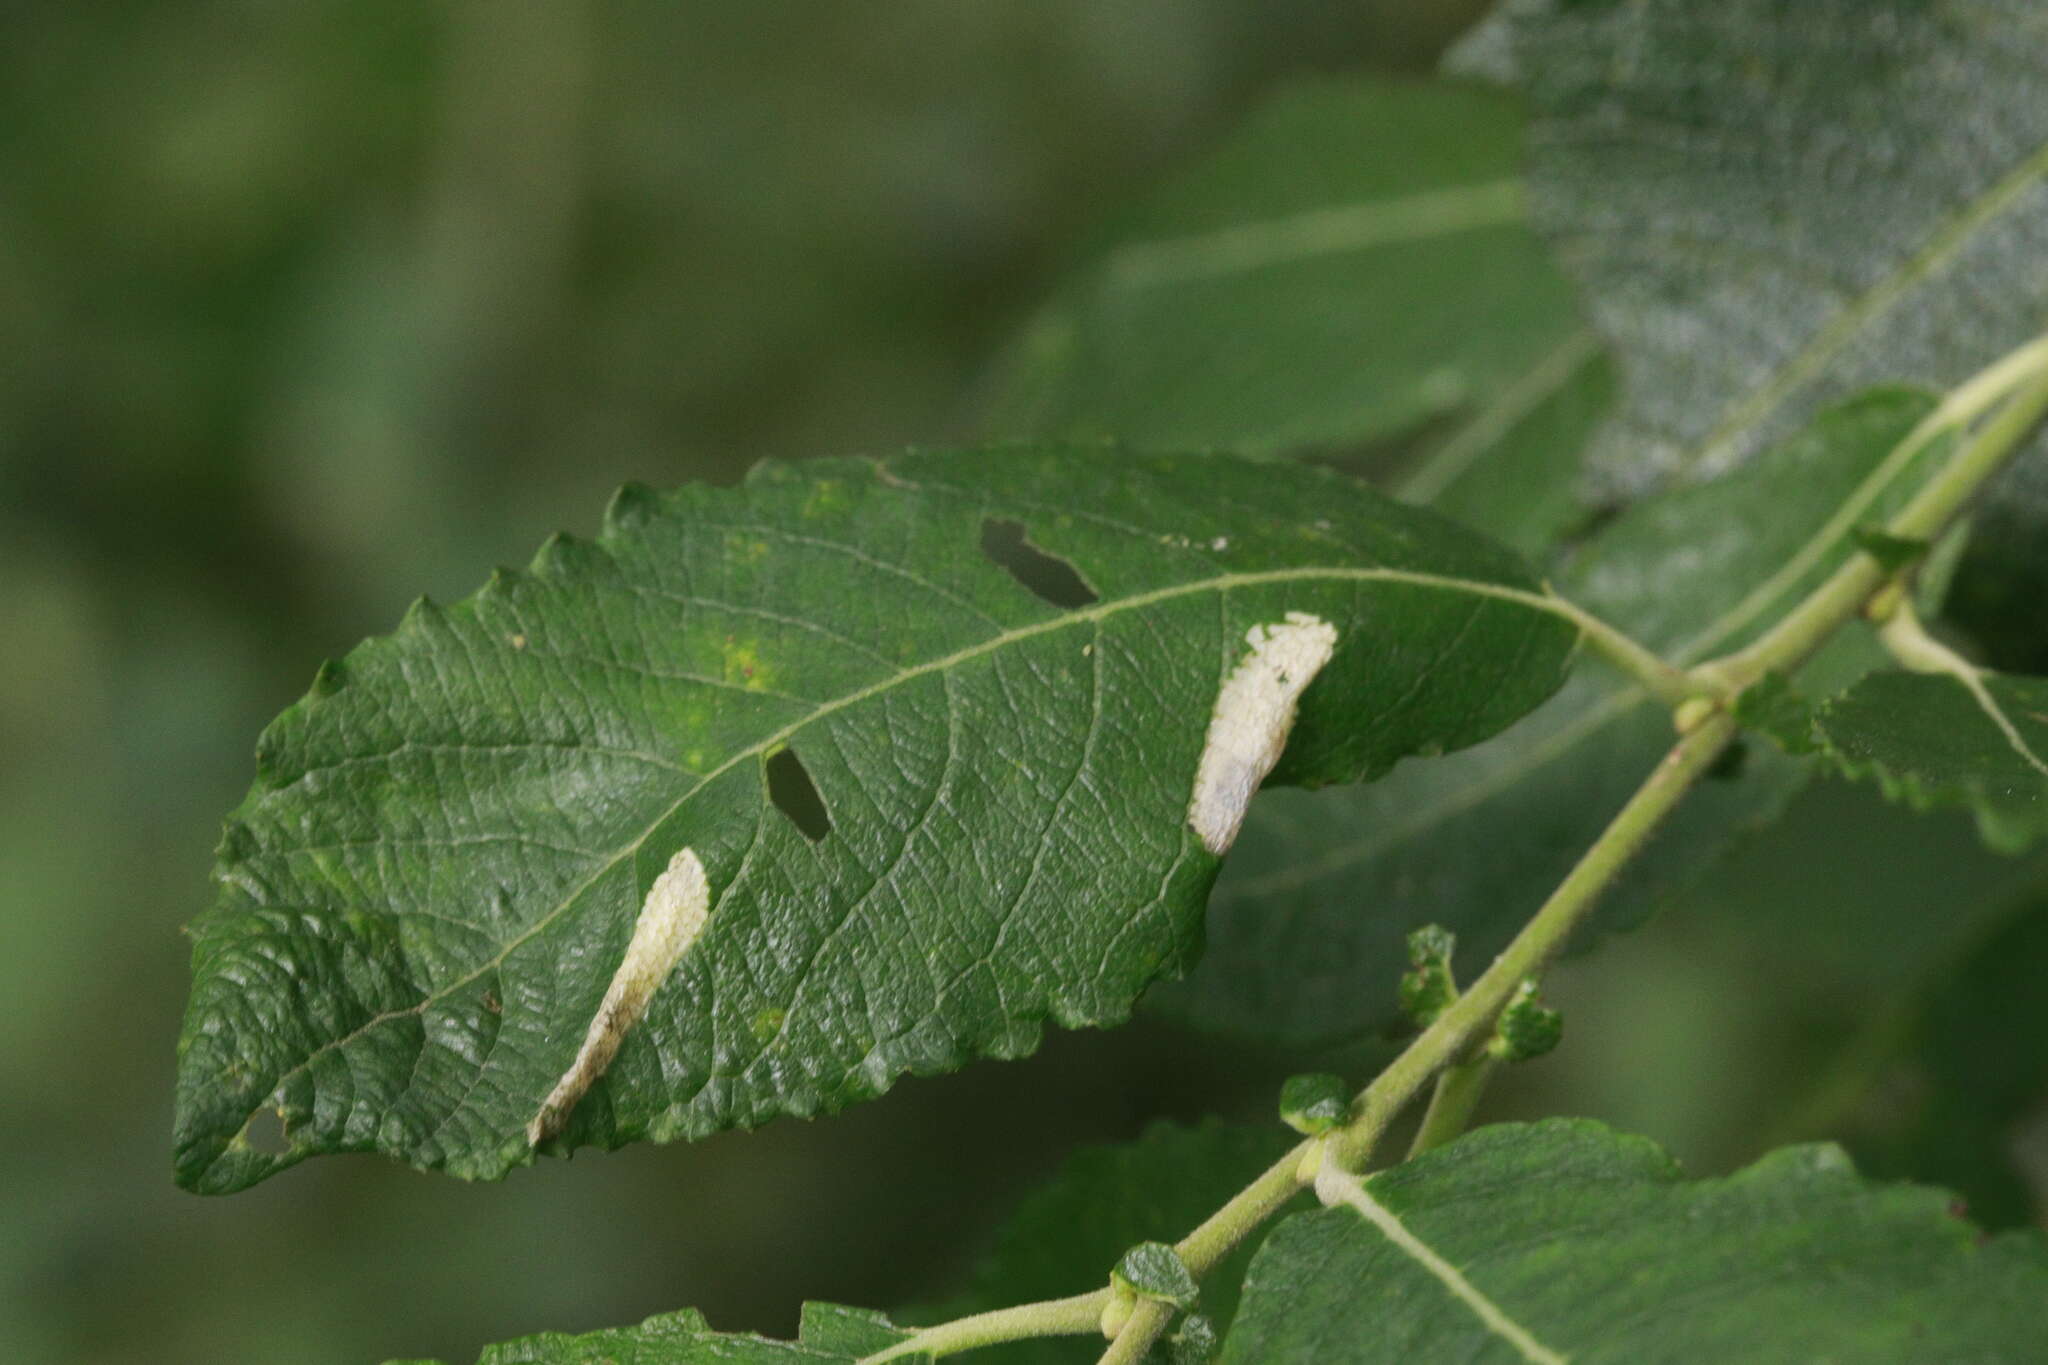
left=1187, top=611, right=1338, bottom=855
left=528, top=846, right=712, bottom=1146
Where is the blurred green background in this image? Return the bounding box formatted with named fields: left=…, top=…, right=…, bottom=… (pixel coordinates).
left=3, top=4, right=2041, bottom=1363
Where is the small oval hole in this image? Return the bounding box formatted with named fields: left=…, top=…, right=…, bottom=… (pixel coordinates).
left=766, top=747, right=832, bottom=841
left=244, top=1107, right=291, bottom=1157
left=981, top=518, right=1099, bottom=608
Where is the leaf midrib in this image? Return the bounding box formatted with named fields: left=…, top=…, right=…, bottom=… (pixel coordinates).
left=1104, top=178, right=1526, bottom=289
left=1321, top=1167, right=1568, bottom=1364
left=227, top=561, right=1570, bottom=1158
left=1674, top=139, right=2048, bottom=478
left=1227, top=399, right=1950, bottom=903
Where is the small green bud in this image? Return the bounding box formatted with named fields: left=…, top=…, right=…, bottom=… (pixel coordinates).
left=1113, top=1242, right=1198, bottom=1309
left=1672, top=695, right=1718, bottom=735
left=1278, top=1073, right=1350, bottom=1135
left=1165, top=1313, right=1219, bottom=1363
left=1488, top=978, right=1563, bottom=1062
left=1399, top=924, right=1458, bottom=1027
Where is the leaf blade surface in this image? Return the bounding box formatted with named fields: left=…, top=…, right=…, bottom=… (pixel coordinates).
left=1223, top=1120, right=2048, bottom=1363
left=1165, top=390, right=1942, bottom=1045
left=975, top=77, right=1591, bottom=475
left=1803, top=670, right=2048, bottom=852
left=174, top=450, right=1575, bottom=1191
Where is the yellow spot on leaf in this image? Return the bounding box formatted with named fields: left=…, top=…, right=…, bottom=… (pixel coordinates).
left=721, top=636, right=775, bottom=691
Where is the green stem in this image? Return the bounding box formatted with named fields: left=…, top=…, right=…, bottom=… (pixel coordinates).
left=872, top=717, right=1737, bottom=1363
left=860, top=1292, right=1108, bottom=1363
left=1174, top=1136, right=1315, bottom=1277
left=860, top=338, right=2048, bottom=1365
left=1408, top=1054, right=1499, bottom=1159
left=1708, top=359, right=2048, bottom=691
left=1095, top=1298, right=1175, bottom=1365
left=1333, top=712, right=1739, bottom=1171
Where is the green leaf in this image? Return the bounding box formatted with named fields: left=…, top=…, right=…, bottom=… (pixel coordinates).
left=1223, top=1120, right=2048, bottom=1363
left=1277, top=1074, right=1349, bottom=1136
left=1488, top=978, right=1560, bottom=1063
left=1113, top=1243, right=1198, bottom=1309
left=1732, top=672, right=1819, bottom=756
left=974, top=78, right=1592, bottom=472
left=1396, top=925, right=1457, bottom=1029
left=1946, top=470, right=2048, bottom=673
left=915, top=1121, right=1300, bottom=1365
left=1653, top=777, right=2048, bottom=1193
left=1412, top=341, right=1614, bottom=558
left=174, top=450, right=1577, bottom=1192
left=410, top=1303, right=918, bottom=1364
left=1801, top=670, right=2048, bottom=852
left=1158, top=1315, right=1218, bottom=1365
left=1449, top=0, right=2048, bottom=613
left=1450, top=0, right=2048, bottom=495
left=1162, top=389, right=1944, bottom=1046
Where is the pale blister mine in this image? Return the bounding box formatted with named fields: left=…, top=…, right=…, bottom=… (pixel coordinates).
left=1186, top=611, right=1338, bottom=855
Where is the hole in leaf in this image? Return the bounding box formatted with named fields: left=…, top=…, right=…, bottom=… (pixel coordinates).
left=244, top=1107, right=290, bottom=1157
left=766, top=746, right=831, bottom=841
left=980, top=519, right=1098, bottom=608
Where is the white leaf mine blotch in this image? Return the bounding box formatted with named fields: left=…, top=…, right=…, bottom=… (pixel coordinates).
left=528, top=846, right=712, bottom=1146
left=1187, top=611, right=1339, bottom=855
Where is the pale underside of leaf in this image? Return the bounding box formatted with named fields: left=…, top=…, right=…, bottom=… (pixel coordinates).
left=1452, top=0, right=2048, bottom=497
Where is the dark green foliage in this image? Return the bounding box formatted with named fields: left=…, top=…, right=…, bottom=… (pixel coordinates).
left=1223, top=1121, right=2048, bottom=1363
left=1170, top=391, right=1943, bottom=1046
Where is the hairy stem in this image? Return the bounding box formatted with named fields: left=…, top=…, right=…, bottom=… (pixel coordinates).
left=1709, top=357, right=2048, bottom=690
left=1175, top=1137, right=1315, bottom=1277
left=875, top=716, right=1737, bottom=1362
left=1095, top=1298, right=1175, bottom=1365
left=1331, top=712, right=1738, bottom=1170
left=853, top=339, right=2048, bottom=1363
left=860, top=1292, right=1108, bottom=1363
left=1409, top=1054, right=1500, bottom=1159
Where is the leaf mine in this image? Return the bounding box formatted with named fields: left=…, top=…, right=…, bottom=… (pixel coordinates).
left=528, top=847, right=712, bottom=1146
left=1187, top=612, right=1339, bottom=855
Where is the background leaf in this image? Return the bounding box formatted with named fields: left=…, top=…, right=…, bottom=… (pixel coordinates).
left=972, top=76, right=1597, bottom=520
left=910, top=1120, right=1302, bottom=1365
left=1223, top=1120, right=2048, bottom=1363
left=175, top=450, right=1576, bottom=1192
left=1838, top=889, right=2048, bottom=1230
left=1500, top=775, right=2048, bottom=1206
left=1161, top=389, right=1938, bottom=1045
left=1449, top=0, right=2048, bottom=621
